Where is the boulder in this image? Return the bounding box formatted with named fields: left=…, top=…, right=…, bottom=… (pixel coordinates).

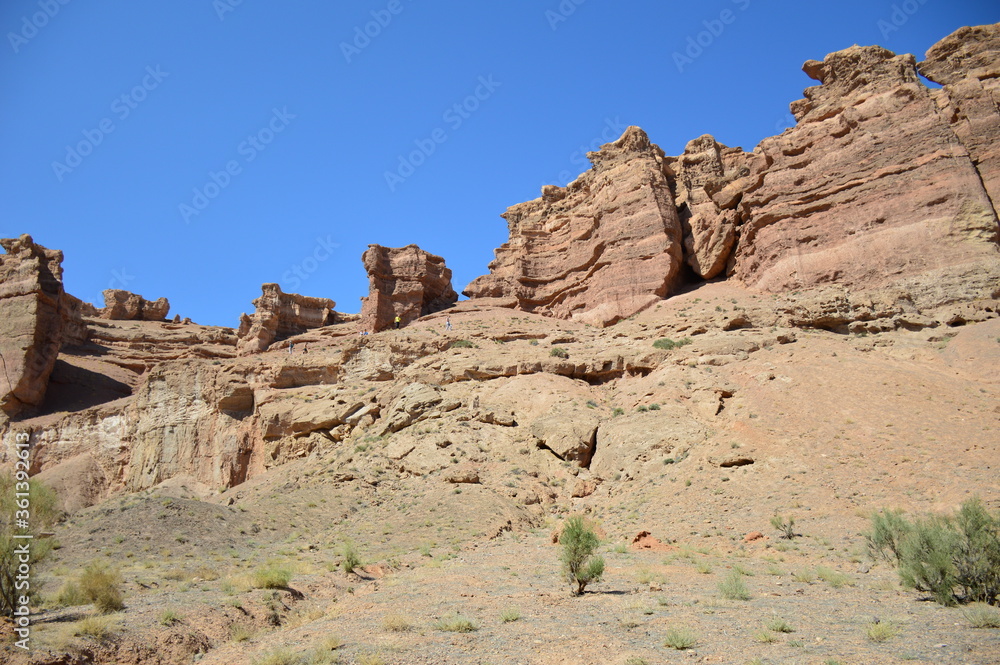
left=237, top=283, right=336, bottom=355
left=464, top=126, right=684, bottom=327
left=359, top=244, right=457, bottom=332
left=531, top=411, right=599, bottom=467
left=100, top=289, right=170, bottom=321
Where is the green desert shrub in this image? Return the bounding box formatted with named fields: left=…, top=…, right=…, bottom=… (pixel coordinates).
left=663, top=625, right=697, bottom=650
left=653, top=337, right=692, bottom=350
left=78, top=562, right=124, bottom=613
left=252, top=565, right=292, bottom=589
left=549, top=346, right=569, bottom=359
left=0, top=472, right=60, bottom=615
left=340, top=541, right=362, bottom=574
left=560, top=516, right=605, bottom=595
left=865, top=498, right=1000, bottom=606
left=962, top=602, right=1000, bottom=628
left=450, top=339, right=475, bottom=349
left=434, top=613, right=478, bottom=632
left=770, top=514, right=796, bottom=539
left=718, top=570, right=751, bottom=600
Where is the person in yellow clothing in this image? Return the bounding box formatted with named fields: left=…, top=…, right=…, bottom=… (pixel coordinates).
left=394, top=315, right=401, bottom=329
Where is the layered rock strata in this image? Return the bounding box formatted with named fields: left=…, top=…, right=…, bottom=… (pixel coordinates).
left=0, top=235, right=69, bottom=416
left=468, top=25, right=1000, bottom=323
left=359, top=244, right=458, bottom=332
left=237, top=284, right=336, bottom=355
left=464, top=126, right=685, bottom=327
left=728, top=41, right=1000, bottom=292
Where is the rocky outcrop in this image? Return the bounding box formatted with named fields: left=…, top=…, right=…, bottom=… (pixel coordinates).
left=0, top=235, right=68, bottom=416
left=237, top=284, right=336, bottom=355
left=663, top=135, right=750, bottom=279
left=727, top=39, right=999, bottom=293
left=464, top=126, right=684, bottom=327
left=100, top=289, right=170, bottom=321
left=920, top=23, right=1000, bottom=215
left=359, top=244, right=458, bottom=332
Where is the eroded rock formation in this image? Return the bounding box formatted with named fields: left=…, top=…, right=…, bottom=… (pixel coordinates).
left=0, top=235, right=68, bottom=416
left=359, top=244, right=458, bottom=332
left=920, top=24, right=1000, bottom=215
left=464, top=126, right=684, bottom=327
left=468, top=26, right=1000, bottom=323
left=728, top=40, right=1000, bottom=293
left=663, top=135, right=750, bottom=279
left=100, top=289, right=170, bottom=321
left=237, top=283, right=336, bottom=355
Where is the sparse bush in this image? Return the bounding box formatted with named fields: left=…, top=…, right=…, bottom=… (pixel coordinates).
left=356, top=653, right=386, bottom=665
left=500, top=607, right=521, bottom=623
left=159, top=609, right=183, bottom=626
left=718, top=570, right=751, bottom=600
left=230, top=624, right=253, bottom=642
left=252, top=648, right=298, bottom=665
left=816, top=566, right=849, bottom=589
left=612, top=407, right=625, bottom=417
left=382, top=613, right=412, bottom=632
left=550, top=346, right=569, bottom=359
left=767, top=617, right=794, bottom=633
left=793, top=569, right=814, bottom=583
left=70, top=614, right=119, bottom=641
left=754, top=630, right=777, bottom=643
left=450, top=339, right=475, bottom=349
left=434, top=613, right=478, bottom=632
left=865, top=497, right=1000, bottom=606
left=560, top=516, right=605, bottom=595
left=1, top=473, right=60, bottom=615
left=770, top=514, right=796, bottom=539
left=663, top=625, right=697, bottom=650
left=79, top=562, right=124, bottom=613
left=252, top=565, right=292, bottom=589
left=865, top=619, right=900, bottom=642
left=653, top=337, right=692, bottom=351
left=55, top=581, right=87, bottom=607
left=340, top=541, right=362, bottom=574
left=962, top=602, right=1000, bottom=628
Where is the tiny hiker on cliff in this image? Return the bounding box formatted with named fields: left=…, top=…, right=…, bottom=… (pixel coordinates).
left=394, top=315, right=401, bottom=329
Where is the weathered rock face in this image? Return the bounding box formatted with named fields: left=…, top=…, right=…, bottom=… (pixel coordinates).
left=663, top=135, right=751, bottom=279
left=727, top=39, right=1000, bottom=293
left=101, top=289, right=170, bottom=321
left=920, top=23, right=1000, bottom=215
left=359, top=244, right=458, bottom=332
left=0, top=235, right=67, bottom=416
left=237, top=284, right=336, bottom=355
left=464, top=126, right=684, bottom=327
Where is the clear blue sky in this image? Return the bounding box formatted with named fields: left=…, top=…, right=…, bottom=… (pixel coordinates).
left=2, top=1, right=996, bottom=326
